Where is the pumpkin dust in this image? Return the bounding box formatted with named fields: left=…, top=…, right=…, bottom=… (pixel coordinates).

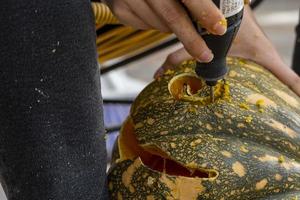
left=168, top=73, right=231, bottom=105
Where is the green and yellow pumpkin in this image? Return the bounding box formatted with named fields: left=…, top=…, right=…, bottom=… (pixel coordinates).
left=108, top=57, right=300, bottom=200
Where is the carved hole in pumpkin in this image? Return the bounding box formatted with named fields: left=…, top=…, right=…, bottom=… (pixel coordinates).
left=140, top=152, right=218, bottom=178
left=119, top=118, right=218, bottom=179
left=168, top=73, right=203, bottom=100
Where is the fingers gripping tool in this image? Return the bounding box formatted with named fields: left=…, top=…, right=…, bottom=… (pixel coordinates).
left=194, top=0, right=244, bottom=102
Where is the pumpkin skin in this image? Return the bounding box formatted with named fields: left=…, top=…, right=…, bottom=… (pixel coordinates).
left=108, top=57, right=300, bottom=200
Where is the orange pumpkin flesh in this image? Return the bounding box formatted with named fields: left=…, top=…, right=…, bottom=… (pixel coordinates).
left=118, top=118, right=217, bottom=178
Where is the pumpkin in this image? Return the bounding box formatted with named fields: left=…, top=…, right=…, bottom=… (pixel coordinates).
left=108, top=57, right=300, bottom=200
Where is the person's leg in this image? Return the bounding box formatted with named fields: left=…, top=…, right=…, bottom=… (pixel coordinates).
left=292, top=10, right=300, bottom=75
left=0, top=0, right=107, bottom=199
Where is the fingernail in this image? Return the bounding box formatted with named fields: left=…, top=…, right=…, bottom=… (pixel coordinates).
left=213, top=19, right=227, bottom=35
left=198, top=51, right=214, bottom=62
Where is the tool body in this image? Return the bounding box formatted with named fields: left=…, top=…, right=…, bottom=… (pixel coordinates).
left=194, top=0, right=244, bottom=101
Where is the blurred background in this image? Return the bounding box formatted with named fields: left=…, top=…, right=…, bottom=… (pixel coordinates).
left=0, top=0, right=299, bottom=199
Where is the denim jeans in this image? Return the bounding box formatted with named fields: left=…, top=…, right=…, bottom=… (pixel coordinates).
left=0, top=0, right=107, bottom=199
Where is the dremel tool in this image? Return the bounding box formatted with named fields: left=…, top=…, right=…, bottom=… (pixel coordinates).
left=194, top=0, right=244, bottom=102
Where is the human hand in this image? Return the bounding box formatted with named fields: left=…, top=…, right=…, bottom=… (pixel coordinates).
left=155, top=6, right=300, bottom=96
left=103, top=0, right=228, bottom=63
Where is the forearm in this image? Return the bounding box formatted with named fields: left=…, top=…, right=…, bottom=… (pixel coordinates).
left=229, top=6, right=300, bottom=95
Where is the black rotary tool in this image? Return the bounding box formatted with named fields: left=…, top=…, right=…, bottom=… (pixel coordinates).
left=194, top=0, right=244, bottom=102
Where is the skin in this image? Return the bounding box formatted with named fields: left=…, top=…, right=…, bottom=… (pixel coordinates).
left=154, top=6, right=300, bottom=96
left=103, top=1, right=300, bottom=96
left=103, top=0, right=228, bottom=62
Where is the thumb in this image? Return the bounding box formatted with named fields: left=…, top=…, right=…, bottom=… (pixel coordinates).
left=154, top=47, right=192, bottom=79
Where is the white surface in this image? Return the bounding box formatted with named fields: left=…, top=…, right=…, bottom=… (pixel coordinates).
left=0, top=187, right=5, bottom=200
left=101, top=42, right=182, bottom=99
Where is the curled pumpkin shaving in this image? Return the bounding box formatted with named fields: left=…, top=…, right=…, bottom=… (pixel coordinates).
left=168, top=73, right=231, bottom=105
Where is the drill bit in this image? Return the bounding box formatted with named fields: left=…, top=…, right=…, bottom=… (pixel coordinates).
left=210, top=86, right=215, bottom=103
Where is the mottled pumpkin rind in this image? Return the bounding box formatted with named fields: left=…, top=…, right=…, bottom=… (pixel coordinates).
left=108, top=57, right=300, bottom=200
